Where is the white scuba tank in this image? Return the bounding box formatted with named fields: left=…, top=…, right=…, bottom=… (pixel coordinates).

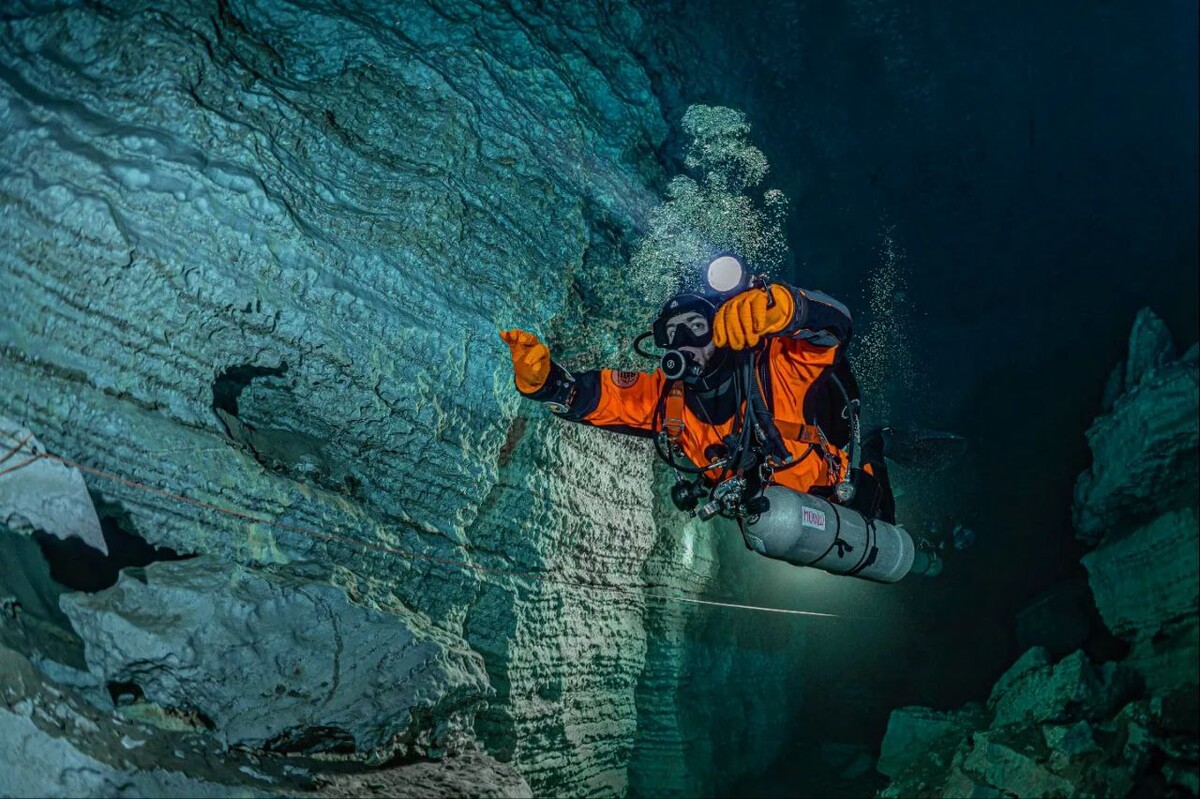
left=741, top=485, right=939, bottom=582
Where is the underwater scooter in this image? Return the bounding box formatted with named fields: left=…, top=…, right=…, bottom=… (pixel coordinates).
left=633, top=255, right=941, bottom=584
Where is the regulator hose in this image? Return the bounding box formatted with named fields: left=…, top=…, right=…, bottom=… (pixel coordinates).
left=743, top=354, right=791, bottom=465
left=633, top=331, right=659, bottom=360
left=828, top=371, right=861, bottom=472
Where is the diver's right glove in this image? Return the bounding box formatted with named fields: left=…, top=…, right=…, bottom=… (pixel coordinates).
left=499, top=329, right=552, bottom=394
left=712, top=284, right=796, bottom=349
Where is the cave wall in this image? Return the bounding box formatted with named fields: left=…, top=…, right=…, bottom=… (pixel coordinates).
left=0, top=2, right=809, bottom=795
left=873, top=311, right=1199, bottom=798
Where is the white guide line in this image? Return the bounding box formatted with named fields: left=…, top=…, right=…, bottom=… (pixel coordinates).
left=654, top=593, right=839, bottom=618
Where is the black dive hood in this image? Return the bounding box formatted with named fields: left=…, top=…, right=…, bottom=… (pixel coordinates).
left=651, top=293, right=718, bottom=348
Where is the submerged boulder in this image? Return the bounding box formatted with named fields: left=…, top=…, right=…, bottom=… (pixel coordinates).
left=60, top=556, right=491, bottom=757
left=989, top=649, right=1133, bottom=729
left=960, top=731, right=1076, bottom=798
left=878, top=649, right=1194, bottom=798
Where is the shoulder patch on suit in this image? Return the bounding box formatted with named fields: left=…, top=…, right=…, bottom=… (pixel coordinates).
left=612, top=371, right=640, bottom=388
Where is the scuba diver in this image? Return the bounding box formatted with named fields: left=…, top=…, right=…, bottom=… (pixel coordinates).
left=501, top=254, right=941, bottom=582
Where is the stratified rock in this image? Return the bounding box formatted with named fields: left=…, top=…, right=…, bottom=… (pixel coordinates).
left=0, top=3, right=810, bottom=794
left=990, top=650, right=1132, bottom=729
left=0, top=418, right=106, bottom=554
left=314, top=750, right=533, bottom=799
left=61, top=556, right=491, bottom=756
left=1083, top=505, right=1200, bottom=691
left=1073, top=317, right=1198, bottom=542
left=1073, top=309, right=1199, bottom=697
left=0, top=1, right=832, bottom=795
left=0, top=642, right=283, bottom=797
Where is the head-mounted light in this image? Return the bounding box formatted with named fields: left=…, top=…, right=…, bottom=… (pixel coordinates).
left=704, top=253, right=749, bottom=295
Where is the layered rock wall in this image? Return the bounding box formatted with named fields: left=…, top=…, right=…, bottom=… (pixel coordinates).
left=1, top=2, right=811, bottom=795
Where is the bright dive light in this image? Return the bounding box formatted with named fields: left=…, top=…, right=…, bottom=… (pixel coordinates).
left=705, top=254, right=748, bottom=294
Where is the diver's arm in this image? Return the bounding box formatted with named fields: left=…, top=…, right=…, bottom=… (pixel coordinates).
left=528, top=367, right=663, bottom=436
left=500, top=330, right=661, bottom=435
left=780, top=285, right=853, bottom=347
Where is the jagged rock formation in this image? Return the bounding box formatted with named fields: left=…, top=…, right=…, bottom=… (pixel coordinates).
left=1075, top=310, right=1199, bottom=545
left=60, top=556, right=491, bottom=756
left=0, top=639, right=530, bottom=798
left=1075, top=308, right=1200, bottom=694
left=877, top=644, right=1198, bottom=797
left=0, top=2, right=814, bottom=796
left=875, top=310, right=1199, bottom=797
left=0, top=418, right=106, bottom=554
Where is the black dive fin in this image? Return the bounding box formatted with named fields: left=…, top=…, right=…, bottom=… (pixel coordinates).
left=880, top=427, right=967, bottom=470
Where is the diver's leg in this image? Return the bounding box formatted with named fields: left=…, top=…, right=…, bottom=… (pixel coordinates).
left=849, top=429, right=897, bottom=523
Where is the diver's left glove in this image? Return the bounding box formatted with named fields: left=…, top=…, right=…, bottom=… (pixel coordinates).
left=712, top=284, right=795, bottom=349
left=499, top=329, right=552, bottom=394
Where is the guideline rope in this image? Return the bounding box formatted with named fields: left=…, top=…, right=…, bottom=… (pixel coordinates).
left=0, top=429, right=839, bottom=620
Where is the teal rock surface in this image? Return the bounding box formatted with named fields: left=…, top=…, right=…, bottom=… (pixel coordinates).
left=0, top=1, right=816, bottom=795
left=876, top=705, right=984, bottom=781
left=0, top=418, right=106, bottom=554
left=1074, top=309, right=1199, bottom=694
left=988, top=649, right=1132, bottom=730
left=0, top=638, right=530, bottom=798
left=1073, top=309, right=1199, bottom=543
left=60, top=556, right=491, bottom=756
left=1, top=640, right=293, bottom=798
left=876, top=308, right=1200, bottom=798
left=877, top=645, right=1195, bottom=798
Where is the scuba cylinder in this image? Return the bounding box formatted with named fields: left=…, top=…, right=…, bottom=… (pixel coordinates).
left=741, top=486, right=940, bottom=582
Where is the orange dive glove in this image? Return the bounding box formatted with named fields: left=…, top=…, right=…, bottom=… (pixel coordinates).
left=712, top=284, right=796, bottom=350
left=499, top=329, right=551, bottom=394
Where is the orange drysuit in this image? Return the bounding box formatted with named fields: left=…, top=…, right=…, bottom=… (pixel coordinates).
left=574, top=337, right=849, bottom=494
left=525, top=286, right=859, bottom=496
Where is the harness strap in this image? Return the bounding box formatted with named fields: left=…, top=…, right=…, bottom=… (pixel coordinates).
left=774, top=419, right=827, bottom=445
left=663, top=382, right=686, bottom=442
left=845, top=517, right=881, bottom=576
